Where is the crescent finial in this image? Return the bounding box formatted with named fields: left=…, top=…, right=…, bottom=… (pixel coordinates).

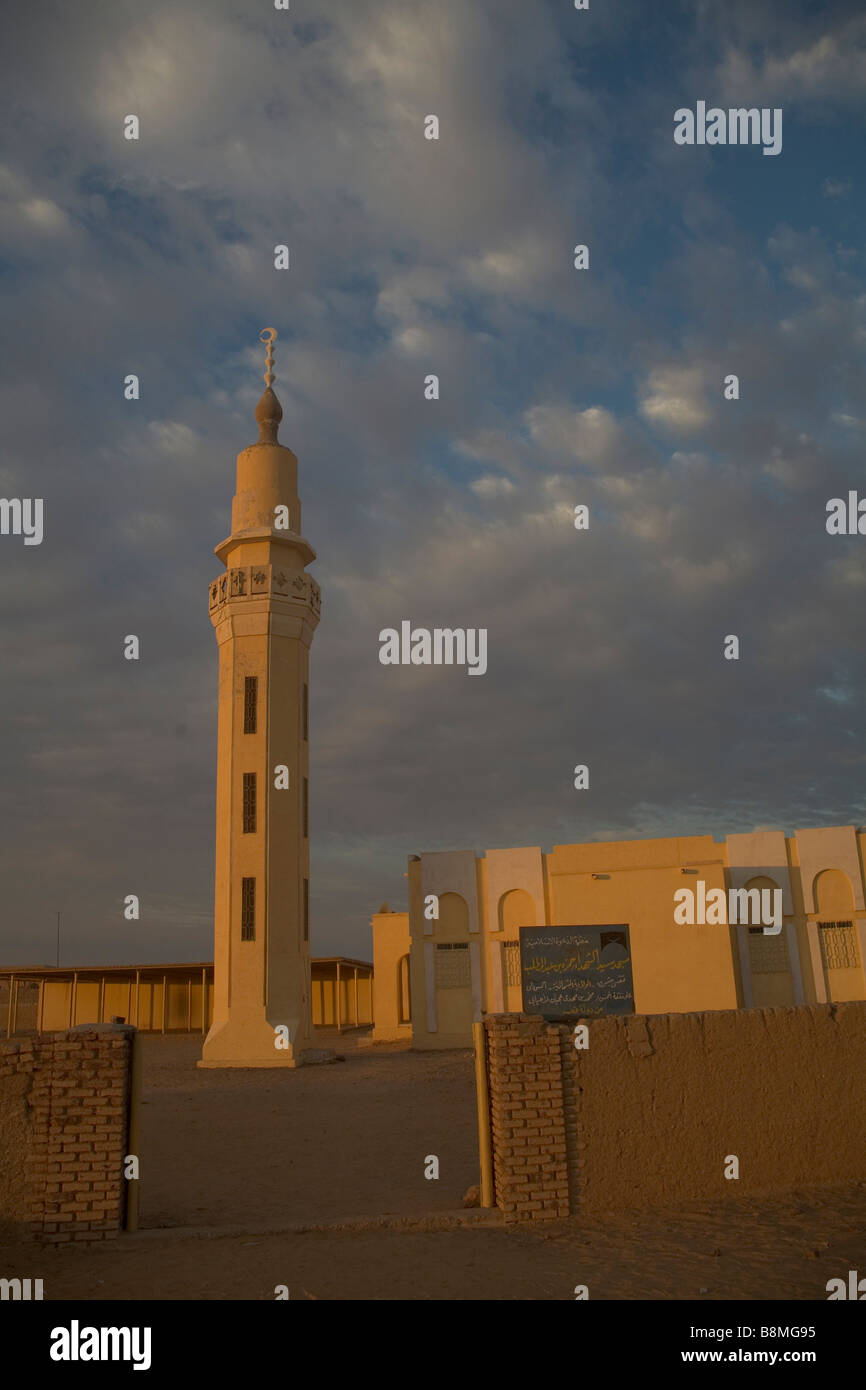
left=259, top=327, right=278, bottom=388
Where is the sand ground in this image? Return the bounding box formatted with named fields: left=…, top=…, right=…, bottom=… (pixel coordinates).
left=138, top=1034, right=477, bottom=1228
left=2, top=1033, right=864, bottom=1299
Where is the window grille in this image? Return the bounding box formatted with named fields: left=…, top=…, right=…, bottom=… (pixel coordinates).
left=747, top=927, right=789, bottom=973
left=243, top=677, right=258, bottom=734
left=434, top=942, right=471, bottom=988
left=242, top=773, right=256, bottom=833
left=241, top=878, right=256, bottom=941
left=820, top=921, right=860, bottom=971
left=503, top=941, right=522, bottom=986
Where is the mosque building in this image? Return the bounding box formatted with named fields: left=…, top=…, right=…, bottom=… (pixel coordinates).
left=194, top=331, right=866, bottom=1058
left=370, top=827, right=866, bottom=1048
left=5, top=333, right=862, bottom=1064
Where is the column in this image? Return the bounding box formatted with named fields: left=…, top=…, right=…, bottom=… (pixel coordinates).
left=806, top=921, right=828, bottom=1003
left=424, top=941, right=437, bottom=1033
left=736, top=926, right=754, bottom=1008
left=469, top=939, right=483, bottom=1022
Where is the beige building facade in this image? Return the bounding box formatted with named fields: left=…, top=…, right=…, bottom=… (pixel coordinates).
left=371, top=826, right=866, bottom=1049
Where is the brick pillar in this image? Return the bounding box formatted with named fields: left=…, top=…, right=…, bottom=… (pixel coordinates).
left=484, top=1014, right=570, bottom=1220
left=0, top=1024, right=136, bottom=1244
left=558, top=1026, right=581, bottom=1215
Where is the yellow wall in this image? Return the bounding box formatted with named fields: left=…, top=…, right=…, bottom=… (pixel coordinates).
left=6, top=961, right=372, bottom=1038
left=18, top=966, right=370, bottom=1036
left=9, top=962, right=377, bottom=1037
left=388, top=825, right=866, bottom=1050
left=310, top=967, right=373, bottom=1027
left=35, top=975, right=208, bottom=1032
left=547, top=837, right=739, bottom=1015
left=371, top=911, right=411, bottom=1041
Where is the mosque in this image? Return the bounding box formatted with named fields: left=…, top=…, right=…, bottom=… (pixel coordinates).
left=5, top=331, right=862, bottom=1060
left=192, top=328, right=866, bottom=1059
left=155, top=328, right=866, bottom=1061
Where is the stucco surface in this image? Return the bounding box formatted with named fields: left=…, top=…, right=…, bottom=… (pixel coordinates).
left=567, top=1003, right=866, bottom=1210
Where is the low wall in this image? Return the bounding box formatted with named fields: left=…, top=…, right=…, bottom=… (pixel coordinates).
left=0, top=1025, right=135, bottom=1243
left=483, top=1003, right=866, bottom=1219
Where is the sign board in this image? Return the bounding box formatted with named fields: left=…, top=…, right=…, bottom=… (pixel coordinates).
left=518, top=924, right=634, bottom=1018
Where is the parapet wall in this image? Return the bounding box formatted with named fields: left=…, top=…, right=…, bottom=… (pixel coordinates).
left=0, top=1026, right=134, bottom=1243
left=483, top=1003, right=866, bottom=1219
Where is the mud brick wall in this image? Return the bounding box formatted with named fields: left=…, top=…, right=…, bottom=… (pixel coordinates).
left=485, top=1014, right=570, bottom=1219
left=484, top=1003, right=866, bottom=1218
left=0, top=1025, right=135, bottom=1244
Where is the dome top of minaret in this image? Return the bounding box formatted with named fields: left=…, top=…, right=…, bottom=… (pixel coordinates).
left=254, top=326, right=283, bottom=445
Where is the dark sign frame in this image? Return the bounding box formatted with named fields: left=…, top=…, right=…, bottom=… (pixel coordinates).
left=518, top=924, right=634, bottom=1019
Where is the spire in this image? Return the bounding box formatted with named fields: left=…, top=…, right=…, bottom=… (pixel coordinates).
left=254, top=326, right=283, bottom=444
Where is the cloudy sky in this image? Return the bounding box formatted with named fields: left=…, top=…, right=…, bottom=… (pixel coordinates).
left=1, top=0, right=864, bottom=967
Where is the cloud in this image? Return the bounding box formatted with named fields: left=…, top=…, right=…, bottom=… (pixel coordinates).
left=713, top=15, right=866, bottom=106
left=470, top=474, right=516, bottom=499
left=0, top=0, right=863, bottom=968
left=526, top=404, right=626, bottom=467
left=639, top=367, right=713, bottom=432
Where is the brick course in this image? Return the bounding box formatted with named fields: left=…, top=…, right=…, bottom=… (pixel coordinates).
left=484, top=1014, right=570, bottom=1221
left=0, top=1026, right=134, bottom=1244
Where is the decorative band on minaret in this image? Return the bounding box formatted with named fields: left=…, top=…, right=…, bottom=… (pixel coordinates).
left=200, top=329, right=323, bottom=1068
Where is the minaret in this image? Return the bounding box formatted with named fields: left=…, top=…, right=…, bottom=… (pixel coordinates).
left=200, top=329, right=322, bottom=1068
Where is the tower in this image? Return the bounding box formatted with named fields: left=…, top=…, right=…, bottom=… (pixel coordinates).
left=200, top=329, right=322, bottom=1067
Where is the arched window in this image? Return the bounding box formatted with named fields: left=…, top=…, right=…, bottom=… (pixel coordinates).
left=397, top=953, right=411, bottom=1024
left=813, top=868, right=856, bottom=917
left=498, top=888, right=535, bottom=934
left=814, top=870, right=860, bottom=974
left=743, top=876, right=789, bottom=974
left=437, top=892, right=470, bottom=938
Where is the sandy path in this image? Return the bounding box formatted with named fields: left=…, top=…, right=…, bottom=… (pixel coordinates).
left=4, top=1186, right=866, bottom=1300
left=138, top=1035, right=478, bottom=1228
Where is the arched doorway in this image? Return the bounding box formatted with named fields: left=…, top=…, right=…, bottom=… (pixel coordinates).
left=742, top=875, right=795, bottom=1006
left=813, top=869, right=863, bottom=1001
left=433, top=892, right=474, bottom=1039
left=498, top=889, right=536, bottom=1011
